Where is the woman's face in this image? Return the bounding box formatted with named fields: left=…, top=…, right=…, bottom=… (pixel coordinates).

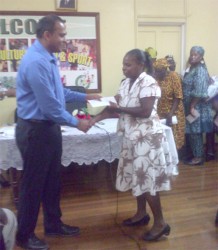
left=189, top=50, right=203, bottom=65
left=122, top=55, right=144, bottom=80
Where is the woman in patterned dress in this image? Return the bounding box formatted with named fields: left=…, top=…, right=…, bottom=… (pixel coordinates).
left=182, top=46, right=213, bottom=165
left=153, top=58, right=185, bottom=157
left=91, top=49, right=173, bottom=241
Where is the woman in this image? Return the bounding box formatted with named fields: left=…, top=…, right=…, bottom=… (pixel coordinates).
left=182, top=46, right=213, bottom=165
left=91, top=49, right=172, bottom=241
left=153, top=58, right=185, bottom=157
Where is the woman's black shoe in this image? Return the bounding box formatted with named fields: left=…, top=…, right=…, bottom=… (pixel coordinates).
left=205, top=153, right=215, bottom=162
left=185, top=158, right=204, bottom=166
left=142, top=224, right=171, bottom=241
left=122, top=214, right=150, bottom=226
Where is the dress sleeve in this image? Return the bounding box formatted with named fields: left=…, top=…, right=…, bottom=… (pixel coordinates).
left=191, top=65, right=209, bottom=98
left=171, top=72, right=183, bottom=99
left=140, top=80, right=161, bottom=99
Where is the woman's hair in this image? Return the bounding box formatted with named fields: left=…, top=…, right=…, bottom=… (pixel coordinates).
left=36, top=15, right=65, bottom=38
left=190, top=46, right=205, bottom=57
left=125, top=49, right=154, bottom=76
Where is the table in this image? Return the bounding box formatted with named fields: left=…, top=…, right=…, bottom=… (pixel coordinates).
left=0, top=118, right=178, bottom=204
left=0, top=118, right=122, bottom=170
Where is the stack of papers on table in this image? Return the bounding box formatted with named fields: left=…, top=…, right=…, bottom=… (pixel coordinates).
left=88, top=96, right=117, bottom=108
left=88, top=96, right=117, bottom=116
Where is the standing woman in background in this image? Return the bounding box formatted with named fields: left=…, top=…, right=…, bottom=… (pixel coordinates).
left=91, top=49, right=173, bottom=241
left=182, top=46, right=213, bottom=165
left=153, top=58, right=185, bottom=158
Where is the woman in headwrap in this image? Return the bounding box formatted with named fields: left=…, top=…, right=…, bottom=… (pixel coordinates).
left=182, top=46, right=213, bottom=165
left=165, top=55, right=176, bottom=72
left=153, top=58, right=185, bottom=156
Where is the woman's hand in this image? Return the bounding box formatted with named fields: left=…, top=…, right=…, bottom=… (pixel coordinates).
left=190, top=107, right=199, bottom=117
left=108, top=101, right=119, bottom=111
left=166, top=113, right=173, bottom=126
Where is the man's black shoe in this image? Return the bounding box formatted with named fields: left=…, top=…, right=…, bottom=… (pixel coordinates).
left=45, top=223, right=80, bottom=237
left=16, top=234, right=49, bottom=249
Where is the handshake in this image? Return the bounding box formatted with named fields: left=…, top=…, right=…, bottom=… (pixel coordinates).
left=75, top=94, right=118, bottom=133
left=77, top=117, right=97, bottom=133
left=72, top=108, right=94, bottom=133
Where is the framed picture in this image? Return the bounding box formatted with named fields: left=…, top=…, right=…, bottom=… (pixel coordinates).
left=56, top=0, right=77, bottom=11
left=0, top=11, right=101, bottom=93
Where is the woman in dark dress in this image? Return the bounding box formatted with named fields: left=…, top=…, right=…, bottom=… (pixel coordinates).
left=182, top=46, right=213, bottom=165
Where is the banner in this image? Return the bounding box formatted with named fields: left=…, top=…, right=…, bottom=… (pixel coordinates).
left=0, top=12, right=101, bottom=93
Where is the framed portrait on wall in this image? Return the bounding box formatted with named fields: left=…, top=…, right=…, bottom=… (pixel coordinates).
left=0, top=11, right=101, bottom=93
left=56, top=0, right=77, bottom=11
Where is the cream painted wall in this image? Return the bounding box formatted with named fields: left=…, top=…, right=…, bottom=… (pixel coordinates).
left=186, top=0, right=218, bottom=75
left=1, top=0, right=218, bottom=123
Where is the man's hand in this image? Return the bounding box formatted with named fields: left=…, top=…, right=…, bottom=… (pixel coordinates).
left=86, top=94, right=101, bottom=101
left=77, top=119, right=92, bottom=133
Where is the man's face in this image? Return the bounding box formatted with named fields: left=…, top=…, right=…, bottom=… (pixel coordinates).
left=47, top=21, right=67, bottom=53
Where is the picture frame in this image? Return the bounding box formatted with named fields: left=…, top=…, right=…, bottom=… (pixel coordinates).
left=0, top=11, right=101, bottom=93
left=56, top=0, right=77, bottom=11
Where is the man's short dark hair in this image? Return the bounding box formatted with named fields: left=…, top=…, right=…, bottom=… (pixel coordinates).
left=36, top=15, right=66, bottom=38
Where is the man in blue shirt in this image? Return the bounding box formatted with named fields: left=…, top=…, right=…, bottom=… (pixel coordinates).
left=15, top=15, right=100, bottom=250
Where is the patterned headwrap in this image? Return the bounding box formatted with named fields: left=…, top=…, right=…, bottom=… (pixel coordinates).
left=190, top=46, right=205, bottom=56
left=153, top=58, right=169, bottom=70
left=145, top=47, right=157, bottom=59
left=165, top=55, right=174, bottom=61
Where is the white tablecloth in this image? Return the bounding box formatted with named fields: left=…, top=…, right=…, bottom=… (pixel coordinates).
left=0, top=118, right=178, bottom=174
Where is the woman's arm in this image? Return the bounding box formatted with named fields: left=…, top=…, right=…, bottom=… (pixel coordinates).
left=166, top=98, right=180, bottom=126
left=109, top=96, right=156, bottom=118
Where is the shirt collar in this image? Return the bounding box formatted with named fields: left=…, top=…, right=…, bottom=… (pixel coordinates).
left=33, top=39, right=57, bottom=64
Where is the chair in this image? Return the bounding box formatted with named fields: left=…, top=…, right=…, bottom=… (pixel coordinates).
left=64, top=86, right=87, bottom=114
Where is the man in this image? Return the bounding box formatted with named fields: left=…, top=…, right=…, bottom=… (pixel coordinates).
left=15, top=15, right=100, bottom=250
left=59, top=0, right=75, bottom=8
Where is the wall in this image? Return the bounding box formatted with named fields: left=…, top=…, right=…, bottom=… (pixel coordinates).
left=1, top=0, right=218, bottom=123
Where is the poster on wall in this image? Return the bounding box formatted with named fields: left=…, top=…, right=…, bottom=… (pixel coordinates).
left=0, top=11, right=101, bottom=93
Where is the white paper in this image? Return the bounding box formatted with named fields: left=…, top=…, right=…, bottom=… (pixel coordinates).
left=186, top=110, right=200, bottom=124
left=88, top=96, right=117, bottom=108
left=160, top=116, right=178, bottom=125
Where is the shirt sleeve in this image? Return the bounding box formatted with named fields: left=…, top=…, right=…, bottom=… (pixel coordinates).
left=64, top=87, right=86, bottom=103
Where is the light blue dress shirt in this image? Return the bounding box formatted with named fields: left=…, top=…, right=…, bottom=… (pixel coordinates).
left=16, top=39, right=86, bottom=127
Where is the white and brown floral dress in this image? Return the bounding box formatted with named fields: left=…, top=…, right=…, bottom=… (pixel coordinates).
left=116, top=72, right=172, bottom=196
